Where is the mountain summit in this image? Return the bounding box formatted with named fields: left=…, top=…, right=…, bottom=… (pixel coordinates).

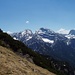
left=35, top=28, right=55, bottom=34
left=69, top=29, right=75, bottom=35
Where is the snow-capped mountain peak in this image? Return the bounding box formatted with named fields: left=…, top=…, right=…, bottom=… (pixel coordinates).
left=65, top=29, right=75, bottom=39
left=21, top=29, right=32, bottom=36
left=35, top=28, right=55, bottom=35
left=11, top=29, right=33, bottom=42
left=69, top=29, right=75, bottom=35
left=40, top=28, right=55, bottom=33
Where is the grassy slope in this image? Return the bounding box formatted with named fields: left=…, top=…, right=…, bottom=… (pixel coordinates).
left=0, top=46, right=55, bottom=75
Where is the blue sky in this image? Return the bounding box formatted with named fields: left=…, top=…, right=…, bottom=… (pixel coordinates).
left=0, top=0, right=75, bottom=33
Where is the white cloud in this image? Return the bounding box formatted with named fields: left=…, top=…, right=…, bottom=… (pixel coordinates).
left=57, top=28, right=70, bottom=34
left=26, top=20, right=29, bottom=24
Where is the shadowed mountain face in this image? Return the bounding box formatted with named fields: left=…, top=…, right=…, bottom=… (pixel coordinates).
left=11, top=28, right=75, bottom=68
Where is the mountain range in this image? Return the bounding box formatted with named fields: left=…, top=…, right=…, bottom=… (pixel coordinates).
left=0, top=28, right=75, bottom=75
left=11, top=28, right=75, bottom=68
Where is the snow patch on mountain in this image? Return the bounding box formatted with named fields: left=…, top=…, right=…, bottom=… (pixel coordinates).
left=65, top=34, right=75, bottom=39
left=13, top=37, right=18, bottom=40
left=67, top=42, right=69, bottom=45
left=21, top=30, right=32, bottom=36
left=26, top=36, right=32, bottom=41
left=42, top=38, right=54, bottom=43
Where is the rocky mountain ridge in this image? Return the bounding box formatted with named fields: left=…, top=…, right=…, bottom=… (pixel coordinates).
left=11, top=28, right=75, bottom=68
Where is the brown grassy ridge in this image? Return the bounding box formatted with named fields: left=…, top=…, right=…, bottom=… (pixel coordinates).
left=0, top=46, right=55, bottom=75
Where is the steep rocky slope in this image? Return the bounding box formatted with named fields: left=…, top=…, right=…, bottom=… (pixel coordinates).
left=0, top=46, right=55, bottom=75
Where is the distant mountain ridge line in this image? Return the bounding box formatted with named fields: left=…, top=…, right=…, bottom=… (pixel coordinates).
left=8, top=28, right=75, bottom=35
